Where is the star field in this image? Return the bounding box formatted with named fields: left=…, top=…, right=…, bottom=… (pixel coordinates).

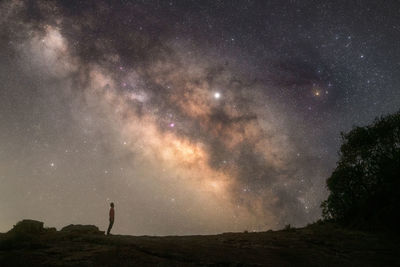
left=0, top=0, right=399, bottom=235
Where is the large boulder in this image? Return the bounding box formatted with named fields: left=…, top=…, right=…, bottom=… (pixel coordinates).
left=60, top=224, right=104, bottom=235
left=8, top=219, right=44, bottom=235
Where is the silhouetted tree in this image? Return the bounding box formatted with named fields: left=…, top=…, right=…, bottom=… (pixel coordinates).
left=321, top=110, right=400, bottom=231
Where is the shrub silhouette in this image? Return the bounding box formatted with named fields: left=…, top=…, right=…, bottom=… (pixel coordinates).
left=321, top=110, right=400, bottom=231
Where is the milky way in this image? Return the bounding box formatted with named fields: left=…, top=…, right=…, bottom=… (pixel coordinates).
left=1, top=1, right=399, bottom=235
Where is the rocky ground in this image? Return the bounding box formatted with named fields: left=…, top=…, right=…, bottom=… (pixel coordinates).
left=0, top=220, right=399, bottom=266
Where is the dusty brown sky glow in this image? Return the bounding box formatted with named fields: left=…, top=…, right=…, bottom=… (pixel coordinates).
left=1, top=1, right=399, bottom=235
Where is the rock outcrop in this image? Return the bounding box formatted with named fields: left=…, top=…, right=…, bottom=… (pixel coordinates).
left=8, top=219, right=44, bottom=235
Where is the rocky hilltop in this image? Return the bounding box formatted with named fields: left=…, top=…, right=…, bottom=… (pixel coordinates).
left=0, top=220, right=399, bottom=266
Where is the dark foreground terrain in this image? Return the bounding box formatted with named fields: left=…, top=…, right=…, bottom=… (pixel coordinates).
left=0, top=220, right=399, bottom=266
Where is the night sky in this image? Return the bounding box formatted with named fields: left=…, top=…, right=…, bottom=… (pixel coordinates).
left=1, top=0, right=399, bottom=235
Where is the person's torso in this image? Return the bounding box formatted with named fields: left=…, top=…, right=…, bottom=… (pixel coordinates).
left=109, top=208, right=115, bottom=219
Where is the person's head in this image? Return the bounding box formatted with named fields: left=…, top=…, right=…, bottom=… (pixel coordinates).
left=110, top=202, right=114, bottom=208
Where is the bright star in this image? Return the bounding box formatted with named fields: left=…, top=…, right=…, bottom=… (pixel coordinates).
left=214, top=92, right=221, bottom=99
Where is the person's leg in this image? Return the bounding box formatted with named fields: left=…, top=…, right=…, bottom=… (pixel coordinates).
left=107, top=220, right=114, bottom=235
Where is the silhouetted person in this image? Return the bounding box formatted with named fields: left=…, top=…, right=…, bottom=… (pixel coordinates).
left=107, top=202, right=115, bottom=235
